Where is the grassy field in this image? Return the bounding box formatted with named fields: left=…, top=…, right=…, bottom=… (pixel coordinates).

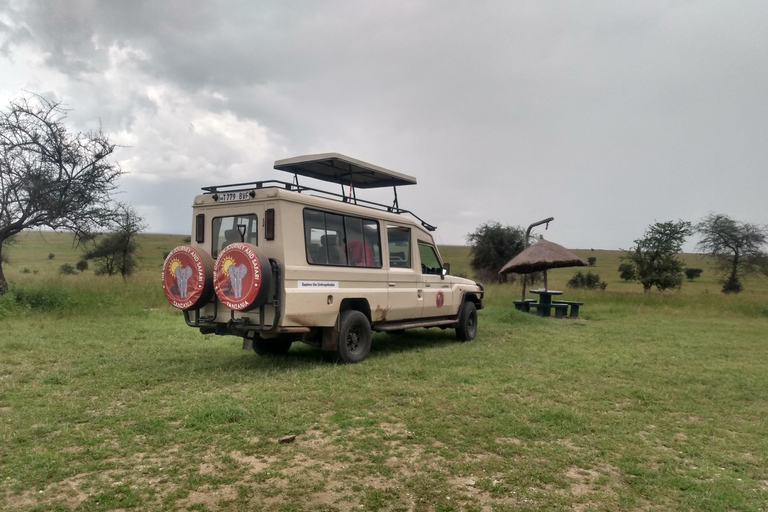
left=1, top=232, right=767, bottom=511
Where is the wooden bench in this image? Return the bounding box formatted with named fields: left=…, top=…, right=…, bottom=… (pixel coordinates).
left=513, top=299, right=537, bottom=312
left=553, top=301, right=583, bottom=318
left=530, top=303, right=568, bottom=318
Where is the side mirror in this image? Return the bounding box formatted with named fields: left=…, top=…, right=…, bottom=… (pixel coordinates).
left=441, top=263, right=450, bottom=279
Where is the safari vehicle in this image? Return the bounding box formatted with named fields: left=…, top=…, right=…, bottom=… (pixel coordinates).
left=162, top=153, right=484, bottom=363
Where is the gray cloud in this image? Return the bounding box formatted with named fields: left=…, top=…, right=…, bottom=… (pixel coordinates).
left=1, top=0, right=766, bottom=249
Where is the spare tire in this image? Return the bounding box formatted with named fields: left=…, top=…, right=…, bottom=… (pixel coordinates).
left=213, top=242, right=273, bottom=311
left=162, top=246, right=215, bottom=310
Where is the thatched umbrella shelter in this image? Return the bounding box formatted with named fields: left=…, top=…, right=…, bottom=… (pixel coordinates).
left=499, top=237, right=586, bottom=298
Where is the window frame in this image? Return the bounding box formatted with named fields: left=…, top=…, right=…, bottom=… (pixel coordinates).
left=211, top=213, right=259, bottom=258
left=302, top=208, right=383, bottom=268
left=417, top=242, right=443, bottom=275
left=387, top=225, right=412, bottom=269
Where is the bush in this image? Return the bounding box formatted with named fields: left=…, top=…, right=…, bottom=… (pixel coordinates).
left=684, top=268, right=703, bottom=281
left=9, top=285, right=74, bottom=311
left=722, top=274, right=743, bottom=293
left=618, top=263, right=637, bottom=282
left=587, top=257, right=597, bottom=267
left=20, top=267, right=31, bottom=274
left=568, top=271, right=607, bottom=290
left=48, top=253, right=55, bottom=260
left=76, top=259, right=89, bottom=272
left=59, top=263, right=77, bottom=275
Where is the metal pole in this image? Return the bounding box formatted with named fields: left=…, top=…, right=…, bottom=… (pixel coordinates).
left=522, top=217, right=554, bottom=300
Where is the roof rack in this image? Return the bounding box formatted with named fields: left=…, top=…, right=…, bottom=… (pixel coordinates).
left=201, top=153, right=435, bottom=231
left=201, top=181, right=436, bottom=232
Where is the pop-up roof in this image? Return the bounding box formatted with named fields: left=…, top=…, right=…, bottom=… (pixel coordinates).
left=273, top=153, right=417, bottom=189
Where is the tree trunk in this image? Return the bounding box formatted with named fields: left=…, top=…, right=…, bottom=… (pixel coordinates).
left=0, top=243, right=7, bottom=295
left=730, top=253, right=739, bottom=286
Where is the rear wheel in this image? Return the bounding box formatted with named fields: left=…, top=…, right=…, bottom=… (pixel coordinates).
left=336, top=310, right=372, bottom=363
left=455, top=301, right=477, bottom=341
left=252, top=338, right=292, bottom=356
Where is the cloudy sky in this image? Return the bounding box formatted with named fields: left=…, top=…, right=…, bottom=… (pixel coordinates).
left=1, top=0, right=766, bottom=249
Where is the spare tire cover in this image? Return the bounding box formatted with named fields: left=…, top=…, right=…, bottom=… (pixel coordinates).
left=162, top=246, right=214, bottom=310
left=214, top=243, right=273, bottom=311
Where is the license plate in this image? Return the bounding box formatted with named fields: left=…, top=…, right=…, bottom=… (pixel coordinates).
left=217, top=191, right=252, bottom=202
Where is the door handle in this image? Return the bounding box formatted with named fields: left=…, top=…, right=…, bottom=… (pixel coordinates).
left=388, top=282, right=396, bottom=287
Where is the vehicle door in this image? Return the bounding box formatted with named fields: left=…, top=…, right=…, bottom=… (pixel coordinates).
left=210, top=205, right=264, bottom=258
left=418, top=241, right=454, bottom=318
left=386, top=225, right=422, bottom=321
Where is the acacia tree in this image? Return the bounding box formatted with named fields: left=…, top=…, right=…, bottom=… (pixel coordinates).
left=696, top=213, right=768, bottom=293
left=466, top=221, right=526, bottom=283
left=0, top=94, right=122, bottom=294
left=623, top=220, right=692, bottom=292
left=82, top=204, right=146, bottom=278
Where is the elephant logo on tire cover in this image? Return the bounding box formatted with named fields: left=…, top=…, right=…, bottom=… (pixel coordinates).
left=226, top=263, right=248, bottom=299
left=174, top=266, right=194, bottom=299
left=214, top=243, right=265, bottom=311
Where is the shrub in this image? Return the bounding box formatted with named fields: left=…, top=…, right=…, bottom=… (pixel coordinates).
left=722, top=275, right=743, bottom=293
left=59, top=263, right=77, bottom=275
left=618, top=263, right=637, bottom=282
left=48, top=253, right=55, bottom=260
left=20, top=267, right=31, bottom=274
left=587, top=257, right=597, bottom=267
left=568, top=271, right=607, bottom=290
left=76, top=259, right=89, bottom=272
left=10, top=285, right=74, bottom=311
left=684, top=268, right=703, bottom=281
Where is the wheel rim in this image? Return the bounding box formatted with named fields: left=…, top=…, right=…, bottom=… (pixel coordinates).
left=346, top=326, right=361, bottom=353
left=468, top=311, right=477, bottom=335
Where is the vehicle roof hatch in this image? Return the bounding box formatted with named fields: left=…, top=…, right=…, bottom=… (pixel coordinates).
left=273, top=153, right=417, bottom=189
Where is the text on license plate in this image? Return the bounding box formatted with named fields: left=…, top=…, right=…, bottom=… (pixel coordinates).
left=218, top=191, right=252, bottom=202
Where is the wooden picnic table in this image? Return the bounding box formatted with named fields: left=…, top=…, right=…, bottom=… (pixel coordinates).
left=529, top=289, right=565, bottom=317
left=530, top=289, right=582, bottom=319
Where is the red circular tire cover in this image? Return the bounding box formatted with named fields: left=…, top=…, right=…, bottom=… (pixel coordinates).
left=213, top=243, right=272, bottom=311
left=162, top=246, right=214, bottom=310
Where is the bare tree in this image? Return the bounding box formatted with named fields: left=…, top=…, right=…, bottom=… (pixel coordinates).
left=82, top=204, right=147, bottom=278
left=696, top=213, right=768, bottom=293
left=0, top=93, right=123, bottom=294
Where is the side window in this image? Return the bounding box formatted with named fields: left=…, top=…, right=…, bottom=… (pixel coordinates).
left=212, top=214, right=258, bottom=258
left=387, top=226, right=411, bottom=268
left=303, top=209, right=382, bottom=267
left=418, top=243, right=442, bottom=275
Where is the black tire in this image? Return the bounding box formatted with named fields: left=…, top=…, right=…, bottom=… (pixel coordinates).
left=336, top=310, right=372, bottom=363
left=252, top=338, right=292, bottom=356
left=455, top=301, right=477, bottom=341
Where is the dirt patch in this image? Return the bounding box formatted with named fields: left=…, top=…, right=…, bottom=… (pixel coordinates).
left=229, top=450, right=279, bottom=473
left=3, top=472, right=91, bottom=511
left=564, top=464, right=624, bottom=498
left=176, top=484, right=237, bottom=511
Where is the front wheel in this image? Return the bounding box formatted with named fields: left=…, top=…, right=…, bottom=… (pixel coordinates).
left=336, top=310, right=372, bottom=363
left=252, top=338, right=292, bottom=356
left=455, top=301, right=477, bottom=341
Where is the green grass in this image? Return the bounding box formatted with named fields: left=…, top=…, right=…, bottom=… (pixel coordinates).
left=1, top=232, right=767, bottom=511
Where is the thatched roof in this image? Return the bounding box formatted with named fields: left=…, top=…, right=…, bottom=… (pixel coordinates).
left=498, top=238, right=586, bottom=274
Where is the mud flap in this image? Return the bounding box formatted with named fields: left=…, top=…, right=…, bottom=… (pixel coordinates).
left=321, top=322, right=340, bottom=351
left=242, top=337, right=253, bottom=350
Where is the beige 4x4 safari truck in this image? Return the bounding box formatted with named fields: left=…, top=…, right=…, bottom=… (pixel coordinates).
left=162, top=153, right=484, bottom=363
